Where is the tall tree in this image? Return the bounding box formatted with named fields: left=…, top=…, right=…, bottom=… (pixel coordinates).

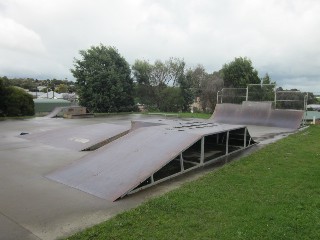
left=149, top=58, right=185, bottom=86
left=200, top=72, right=224, bottom=111
left=179, top=73, right=195, bottom=112
left=71, top=44, right=135, bottom=112
left=221, top=57, right=260, bottom=88
left=132, top=60, right=154, bottom=105
left=180, top=65, right=207, bottom=112
left=247, top=73, right=276, bottom=102
left=132, top=57, right=186, bottom=111
left=261, top=73, right=272, bottom=84
left=158, top=87, right=184, bottom=112
left=132, top=59, right=152, bottom=85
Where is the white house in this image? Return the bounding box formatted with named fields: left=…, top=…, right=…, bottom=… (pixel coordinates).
left=38, top=91, right=64, bottom=99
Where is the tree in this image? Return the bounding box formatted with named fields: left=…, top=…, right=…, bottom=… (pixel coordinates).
left=180, top=65, right=207, bottom=112
left=182, top=66, right=223, bottom=112
left=158, top=87, right=184, bottom=112
left=179, top=73, right=195, bottom=112
left=132, top=57, right=186, bottom=111
left=56, top=84, right=68, bottom=93
left=247, top=73, right=276, bottom=102
left=261, top=73, right=272, bottom=84
left=132, top=59, right=152, bottom=85
left=71, top=44, right=135, bottom=112
left=221, top=57, right=260, bottom=88
left=200, top=72, right=224, bottom=111
left=132, top=60, right=154, bottom=106
left=149, top=58, right=185, bottom=87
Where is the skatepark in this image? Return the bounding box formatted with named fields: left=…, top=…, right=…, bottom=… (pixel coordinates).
left=0, top=102, right=304, bottom=240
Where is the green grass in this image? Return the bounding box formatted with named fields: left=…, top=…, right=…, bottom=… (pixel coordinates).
left=177, top=112, right=211, bottom=119
left=65, top=126, right=320, bottom=240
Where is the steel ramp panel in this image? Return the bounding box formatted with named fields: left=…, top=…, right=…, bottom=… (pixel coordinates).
left=46, top=123, right=251, bottom=201
left=46, top=127, right=201, bottom=201
left=211, top=101, right=304, bottom=129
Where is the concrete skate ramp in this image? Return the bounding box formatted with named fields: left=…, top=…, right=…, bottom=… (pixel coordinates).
left=47, top=123, right=255, bottom=201
left=20, top=123, right=130, bottom=151
left=211, top=102, right=304, bottom=129
left=45, top=107, right=67, bottom=118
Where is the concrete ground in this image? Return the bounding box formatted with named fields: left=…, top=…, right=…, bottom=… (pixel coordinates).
left=0, top=115, right=297, bottom=240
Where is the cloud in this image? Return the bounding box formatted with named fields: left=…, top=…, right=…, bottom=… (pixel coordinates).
left=0, top=0, right=319, bottom=92
left=0, top=16, right=45, bottom=54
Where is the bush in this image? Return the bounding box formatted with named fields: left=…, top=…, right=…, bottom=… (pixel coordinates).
left=2, top=86, right=34, bottom=116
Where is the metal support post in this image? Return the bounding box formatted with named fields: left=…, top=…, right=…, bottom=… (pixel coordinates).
left=244, top=128, right=247, bottom=148
left=274, top=87, right=277, bottom=108
left=180, top=153, right=184, bottom=171
left=226, top=131, right=229, bottom=155
left=200, top=137, right=204, bottom=165
left=246, top=86, right=249, bottom=101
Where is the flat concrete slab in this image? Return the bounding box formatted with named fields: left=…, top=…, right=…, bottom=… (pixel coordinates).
left=20, top=123, right=130, bottom=151
left=0, top=115, right=300, bottom=240
left=0, top=213, right=40, bottom=240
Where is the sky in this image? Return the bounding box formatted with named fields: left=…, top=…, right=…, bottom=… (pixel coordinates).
left=0, top=0, right=320, bottom=93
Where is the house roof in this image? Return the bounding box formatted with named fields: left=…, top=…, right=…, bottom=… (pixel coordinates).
left=38, top=91, right=63, bottom=99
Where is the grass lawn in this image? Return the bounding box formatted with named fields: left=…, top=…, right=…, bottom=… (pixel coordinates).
left=65, top=125, right=320, bottom=240
left=177, top=112, right=211, bottom=119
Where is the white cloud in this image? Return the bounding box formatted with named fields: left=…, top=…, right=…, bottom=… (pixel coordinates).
left=0, top=0, right=319, bottom=92
left=0, top=16, right=45, bottom=54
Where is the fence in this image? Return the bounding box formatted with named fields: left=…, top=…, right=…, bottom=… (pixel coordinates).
left=217, top=84, right=311, bottom=110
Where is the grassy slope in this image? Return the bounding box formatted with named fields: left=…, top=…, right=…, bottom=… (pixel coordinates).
left=65, top=126, right=320, bottom=240
left=177, top=112, right=211, bottom=119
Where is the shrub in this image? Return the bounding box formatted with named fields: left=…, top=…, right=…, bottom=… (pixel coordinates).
left=2, top=86, right=34, bottom=116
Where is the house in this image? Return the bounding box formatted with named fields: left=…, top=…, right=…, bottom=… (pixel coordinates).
left=38, top=91, right=63, bottom=99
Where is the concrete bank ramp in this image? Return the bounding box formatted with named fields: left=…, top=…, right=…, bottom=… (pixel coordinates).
left=210, top=101, right=304, bottom=129
left=45, top=107, right=67, bottom=118
left=47, top=122, right=255, bottom=201
left=20, top=123, right=130, bottom=151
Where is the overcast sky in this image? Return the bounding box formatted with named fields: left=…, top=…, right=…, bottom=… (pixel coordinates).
left=1, top=0, right=319, bottom=92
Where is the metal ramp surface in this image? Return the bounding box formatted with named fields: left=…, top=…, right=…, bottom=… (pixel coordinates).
left=20, top=123, right=130, bottom=151
left=211, top=101, right=304, bottom=129
left=47, top=122, right=255, bottom=201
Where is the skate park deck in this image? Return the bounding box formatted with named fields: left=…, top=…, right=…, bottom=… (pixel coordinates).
left=0, top=108, right=304, bottom=240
